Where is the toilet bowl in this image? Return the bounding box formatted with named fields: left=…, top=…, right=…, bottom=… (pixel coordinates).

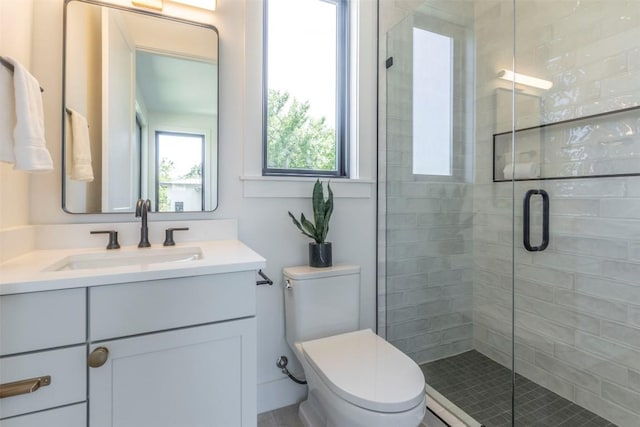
left=283, top=265, right=426, bottom=427
left=295, top=329, right=426, bottom=427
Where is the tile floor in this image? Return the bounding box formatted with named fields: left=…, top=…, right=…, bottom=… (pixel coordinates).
left=259, top=350, right=618, bottom=427
left=258, top=404, right=304, bottom=427
left=258, top=403, right=434, bottom=427
left=420, top=350, right=617, bottom=427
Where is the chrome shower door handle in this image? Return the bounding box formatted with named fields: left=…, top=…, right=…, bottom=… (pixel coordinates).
left=523, top=189, right=549, bottom=252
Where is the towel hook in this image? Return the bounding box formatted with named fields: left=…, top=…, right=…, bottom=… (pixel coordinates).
left=256, top=270, right=273, bottom=286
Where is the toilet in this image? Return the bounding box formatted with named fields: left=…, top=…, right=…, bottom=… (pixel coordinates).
left=283, top=265, right=426, bottom=427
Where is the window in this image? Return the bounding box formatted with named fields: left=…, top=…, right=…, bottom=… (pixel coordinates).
left=155, top=131, right=205, bottom=212
left=412, top=27, right=453, bottom=176
left=263, top=0, right=348, bottom=177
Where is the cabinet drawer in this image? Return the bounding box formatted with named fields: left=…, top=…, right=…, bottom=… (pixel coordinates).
left=0, top=346, right=86, bottom=419
left=0, top=402, right=86, bottom=427
left=90, top=271, right=256, bottom=341
left=0, top=288, right=86, bottom=356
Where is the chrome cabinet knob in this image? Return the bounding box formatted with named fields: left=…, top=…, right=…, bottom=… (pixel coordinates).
left=88, top=347, right=109, bottom=368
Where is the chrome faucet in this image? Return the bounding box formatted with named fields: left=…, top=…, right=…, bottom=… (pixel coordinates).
left=135, top=199, right=151, bottom=248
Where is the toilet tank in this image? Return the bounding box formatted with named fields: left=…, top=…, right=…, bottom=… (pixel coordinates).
left=283, top=265, right=360, bottom=348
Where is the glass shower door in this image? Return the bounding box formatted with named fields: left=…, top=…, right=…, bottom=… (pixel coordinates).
left=511, top=1, right=640, bottom=426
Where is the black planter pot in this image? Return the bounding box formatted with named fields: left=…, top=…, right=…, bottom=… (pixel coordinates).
left=309, top=242, right=332, bottom=268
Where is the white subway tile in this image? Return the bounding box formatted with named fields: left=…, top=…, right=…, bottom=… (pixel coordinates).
left=554, top=342, right=629, bottom=387
left=601, top=199, right=640, bottom=219
left=515, top=311, right=575, bottom=345
left=555, top=289, right=627, bottom=322
left=545, top=179, right=626, bottom=198
left=603, top=260, right=640, bottom=284
left=516, top=295, right=600, bottom=334
left=574, top=388, right=640, bottom=427
left=601, top=381, right=640, bottom=417
left=630, top=305, right=640, bottom=327
left=515, top=326, right=555, bottom=356
left=515, top=359, right=574, bottom=401
left=553, top=235, right=628, bottom=259
left=576, top=331, right=640, bottom=372
left=601, top=320, right=640, bottom=351
left=576, top=274, right=640, bottom=305
left=534, top=352, right=601, bottom=392
left=533, top=252, right=602, bottom=275
left=516, top=263, right=575, bottom=288
left=441, top=324, right=474, bottom=345
left=551, top=199, right=601, bottom=216
left=630, top=369, right=640, bottom=394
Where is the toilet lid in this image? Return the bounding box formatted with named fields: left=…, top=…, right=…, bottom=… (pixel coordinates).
left=301, top=329, right=425, bottom=413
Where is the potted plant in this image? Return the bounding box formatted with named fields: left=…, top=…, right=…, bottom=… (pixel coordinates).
left=288, top=179, right=333, bottom=268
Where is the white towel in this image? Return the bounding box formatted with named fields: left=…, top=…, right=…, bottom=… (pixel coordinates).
left=0, top=59, right=16, bottom=163
left=3, top=56, right=53, bottom=172
left=66, top=108, right=94, bottom=181
left=503, top=162, right=541, bottom=180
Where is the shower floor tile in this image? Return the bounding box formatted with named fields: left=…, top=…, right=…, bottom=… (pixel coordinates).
left=420, top=350, right=617, bottom=427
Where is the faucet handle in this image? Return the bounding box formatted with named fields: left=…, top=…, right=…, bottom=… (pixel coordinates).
left=91, top=230, right=120, bottom=250
left=163, top=227, right=189, bottom=246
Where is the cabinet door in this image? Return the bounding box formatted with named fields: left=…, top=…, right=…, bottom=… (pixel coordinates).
left=89, top=318, right=256, bottom=427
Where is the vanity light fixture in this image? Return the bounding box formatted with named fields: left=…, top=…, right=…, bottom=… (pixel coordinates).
left=132, top=0, right=163, bottom=10
left=171, top=0, right=217, bottom=11
left=497, top=69, right=553, bottom=90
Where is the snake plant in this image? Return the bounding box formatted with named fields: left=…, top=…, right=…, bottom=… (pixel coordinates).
left=288, top=180, right=333, bottom=244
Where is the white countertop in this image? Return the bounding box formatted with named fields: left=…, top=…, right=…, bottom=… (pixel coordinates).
left=0, top=240, right=266, bottom=295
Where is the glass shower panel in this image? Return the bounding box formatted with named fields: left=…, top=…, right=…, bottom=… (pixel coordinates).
left=381, top=1, right=510, bottom=423
left=513, top=1, right=640, bottom=426
left=384, top=3, right=475, bottom=362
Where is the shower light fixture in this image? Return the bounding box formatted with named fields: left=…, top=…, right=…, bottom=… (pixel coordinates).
left=497, top=69, right=553, bottom=90
left=171, top=0, right=217, bottom=11
left=132, top=0, right=163, bottom=10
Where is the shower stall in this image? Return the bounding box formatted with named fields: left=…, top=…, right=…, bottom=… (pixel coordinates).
left=378, top=1, right=640, bottom=426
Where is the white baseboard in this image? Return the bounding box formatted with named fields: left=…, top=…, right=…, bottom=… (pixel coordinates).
left=257, top=377, right=308, bottom=414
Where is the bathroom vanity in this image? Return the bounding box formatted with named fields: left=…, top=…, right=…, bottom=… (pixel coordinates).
left=0, top=239, right=265, bottom=427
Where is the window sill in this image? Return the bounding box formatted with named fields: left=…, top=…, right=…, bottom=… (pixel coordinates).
left=240, top=176, right=374, bottom=198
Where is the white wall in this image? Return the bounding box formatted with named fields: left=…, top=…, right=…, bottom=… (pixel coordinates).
left=23, top=0, right=377, bottom=412
left=0, top=0, right=34, bottom=229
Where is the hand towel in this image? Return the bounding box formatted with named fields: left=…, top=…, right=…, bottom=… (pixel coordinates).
left=66, top=108, right=94, bottom=181
left=4, top=56, right=53, bottom=172
left=0, top=59, right=16, bottom=163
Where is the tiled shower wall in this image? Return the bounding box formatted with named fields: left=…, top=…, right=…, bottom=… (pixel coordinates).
left=473, top=1, right=640, bottom=425
left=383, top=2, right=476, bottom=364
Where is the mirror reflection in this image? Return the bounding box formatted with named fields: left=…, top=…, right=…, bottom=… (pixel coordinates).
left=63, top=0, right=218, bottom=214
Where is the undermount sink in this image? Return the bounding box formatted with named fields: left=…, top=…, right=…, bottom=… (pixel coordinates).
left=44, top=246, right=203, bottom=271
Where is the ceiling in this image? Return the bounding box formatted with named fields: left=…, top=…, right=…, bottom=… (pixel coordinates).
left=135, top=51, right=218, bottom=116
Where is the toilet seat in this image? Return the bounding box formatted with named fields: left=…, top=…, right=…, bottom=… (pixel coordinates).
left=300, top=329, right=425, bottom=413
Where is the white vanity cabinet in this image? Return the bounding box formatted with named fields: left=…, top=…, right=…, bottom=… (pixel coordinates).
left=0, top=237, right=264, bottom=427
left=87, top=272, right=257, bottom=427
